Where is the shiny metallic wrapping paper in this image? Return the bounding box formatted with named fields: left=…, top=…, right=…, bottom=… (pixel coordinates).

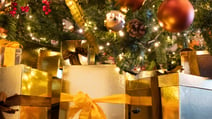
left=59, top=65, right=126, bottom=119
left=0, top=64, right=50, bottom=119
left=158, top=73, right=212, bottom=119
left=126, top=71, right=161, bottom=119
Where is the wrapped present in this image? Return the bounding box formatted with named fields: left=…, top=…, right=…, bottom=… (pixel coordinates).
left=0, top=64, right=50, bottom=119
left=59, top=65, right=126, bottom=119
left=0, top=39, right=22, bottom=67
left=158, top=73, right=212, bottom=119
left=126, top=71, right=162, bottom=119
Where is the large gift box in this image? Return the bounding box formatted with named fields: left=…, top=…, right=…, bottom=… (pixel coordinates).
left=59, top=65, right=126, bottom=119
left=0, top=64, right=50, bottom=119
left=158, top=73, right=212, bottom=119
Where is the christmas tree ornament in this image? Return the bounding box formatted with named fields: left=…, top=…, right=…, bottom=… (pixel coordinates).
left=42, top=0, right=51, bottom=15
left=116, top=0, right=146, bottom=11
left=104, top=10, right=125, bottom=32
left=157, top=0, right=194, bottom=32
left=126, top=19, right=145, bottom=38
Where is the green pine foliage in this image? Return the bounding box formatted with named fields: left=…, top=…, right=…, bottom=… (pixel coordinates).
left=0, top=0, right=211, bottom=73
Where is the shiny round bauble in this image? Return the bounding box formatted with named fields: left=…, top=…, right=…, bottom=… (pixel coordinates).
left=157, top=0, right=194, bottom=32
left=117, top=0, right=146, bottom=11
left=105, top=10, right=125, bottom=32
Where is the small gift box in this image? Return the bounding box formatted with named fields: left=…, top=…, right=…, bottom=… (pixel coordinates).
left=60, top=65, right=126, bottom=119
left=0, top=39, right=22, bottom=67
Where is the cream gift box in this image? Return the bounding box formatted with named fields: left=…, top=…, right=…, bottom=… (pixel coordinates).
left=59, top=65, right=126, bottom=119
left=0, top=64, right=50, bottom=119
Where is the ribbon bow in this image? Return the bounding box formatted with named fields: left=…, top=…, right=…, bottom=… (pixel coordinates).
left=61, top=92, right=151, bottom=119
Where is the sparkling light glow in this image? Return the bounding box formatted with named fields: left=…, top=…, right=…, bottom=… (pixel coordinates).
left=99, top=46, right=104, bottom=50
left=119, top=31, right=124, bottom=37
left=78, top=29, right=83, bottom=33
left=106, top=42, right=110, bottom=46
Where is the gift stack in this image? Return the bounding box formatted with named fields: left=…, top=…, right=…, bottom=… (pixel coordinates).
left=0, top=39, right=62, bottom=119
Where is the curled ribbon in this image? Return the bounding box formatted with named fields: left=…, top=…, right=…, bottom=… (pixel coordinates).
left=60, top=91, right=152, bottom=119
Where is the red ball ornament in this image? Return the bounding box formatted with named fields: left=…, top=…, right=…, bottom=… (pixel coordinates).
left=157, top=0, right=194, bottom=32
left=117, top=0, right=146, bottom=11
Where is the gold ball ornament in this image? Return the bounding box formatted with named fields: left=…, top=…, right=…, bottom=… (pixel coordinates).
left=104, top=10, right=125, bottom=32
left=157, top=0, right=195, bottom=32
left=117, top=0, right=146, bottom=11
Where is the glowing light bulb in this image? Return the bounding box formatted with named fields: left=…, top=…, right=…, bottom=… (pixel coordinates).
left=148, top=48, right=151, bottom=52
left=153, top=26, right=159, bottom=31
left=94, top=27, right=97, bottom=30
left=29, top=15, right=32, bottom=19
left=106, top=42, right=110, bottom=46
left=99, top=46, right=104, bottom=50
left=119, top=31, right=124, bottom=37
left=154, top=42, right=160, bottom=47
left=78, top=29, right=83, bottom=33
left=27, top=26, right=31, bottom=31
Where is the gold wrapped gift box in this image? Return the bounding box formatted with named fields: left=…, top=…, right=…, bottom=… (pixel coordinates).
left=0, top=64, right=50, bottom=119
left=158, top=73, right=212, bottom=119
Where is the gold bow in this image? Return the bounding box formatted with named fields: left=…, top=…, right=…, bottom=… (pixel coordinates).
left=60, top=92, right=152, bottom=119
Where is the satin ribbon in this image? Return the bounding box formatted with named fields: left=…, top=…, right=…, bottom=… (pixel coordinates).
left=60, top=91, right=152, bottom=119
left=0, top=39, right=21, bottom=48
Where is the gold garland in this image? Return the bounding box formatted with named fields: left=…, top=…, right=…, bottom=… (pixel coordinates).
left=65, top=0, right=99, bottom=54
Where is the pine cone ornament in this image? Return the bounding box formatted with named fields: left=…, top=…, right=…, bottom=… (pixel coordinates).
left=127, top=19, right=145, bottom=38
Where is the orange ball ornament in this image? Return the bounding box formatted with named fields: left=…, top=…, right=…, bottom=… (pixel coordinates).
left=157, top=0, right=194, bottom=32
left=117, top=0, right=146, bottom=11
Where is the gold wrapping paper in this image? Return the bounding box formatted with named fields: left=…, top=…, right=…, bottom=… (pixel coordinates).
left=60, top=92, right=151, bottom=119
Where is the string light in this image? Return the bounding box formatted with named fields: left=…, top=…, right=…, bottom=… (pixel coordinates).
left=94, top=27, right=97, bottom=30
left=153, top=26, right=159, bottom=31
left=154, top=42, right=160, bottom=47
left=99, top=46, right=104, bottom=50
left=139, top=56, right=143, bottom=60
left=152, top=5, right=155, bottom=8
left=119, top=31, right=124, bottom=37
left=177, top=33, right=180, bottom=36
left=148, top=48, right=151, bottom=52
left=29, top=15, right=32, bottom=19
left=106, top=42, right=110, bottom=46
left=78, top=29, right=83, bottom=33
left=27, top=26, right=31, bottom=31
left=119, top=53, right=123, bottom=60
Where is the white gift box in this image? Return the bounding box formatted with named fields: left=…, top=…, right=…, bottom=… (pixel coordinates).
left=60, top=65, right=126, bottom=119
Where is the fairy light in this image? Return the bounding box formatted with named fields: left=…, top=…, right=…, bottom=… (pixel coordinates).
left=109, top=30, right=112, bottom=33
left=153, top=26, right=159, bottom=31
left=152, top=18, right=156, bottom=22
left=139, top=56, right=143, bottom=60
left=84, top=23, right=88, bottom=27
left=88, top=21, right=92, bottom=24
left=99, top=46, right=104, bottom=50
left=148, top=48, right=151, bottom=52
left=32, top=37, right=35, bottom=40
left=29, top=15, right=32, bottom=19
left=106, top=42, right=110, bottom=46
left=78, top=29, right=83, bottom=33
left=159, top=22, right=164, bottom=27
left=119, top=31, right=124, bottom=37
left=194, top=9, right=198, bottom=12
left=154, top=42, right=160, bottom=47
left=27, top=26, right=31, bottom=31
left=152, top=5, right=155, bottom=8
left=119, top=53, right=123, bottom=60
left=177, top=33, right=180, bottom=36
left=94, top=27, right=97, bottom=30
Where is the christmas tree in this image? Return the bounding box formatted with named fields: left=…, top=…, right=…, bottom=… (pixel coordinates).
left=0, top=0, right=211, bottom=73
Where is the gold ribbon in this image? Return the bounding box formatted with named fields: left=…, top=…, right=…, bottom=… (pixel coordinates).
left=60, top=91, right=152, bottom=119
left=0, top=39, right=21, bottom=48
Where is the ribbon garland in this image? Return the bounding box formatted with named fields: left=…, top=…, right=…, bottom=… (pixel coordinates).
left=60, top=91, right=152, bottom=119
